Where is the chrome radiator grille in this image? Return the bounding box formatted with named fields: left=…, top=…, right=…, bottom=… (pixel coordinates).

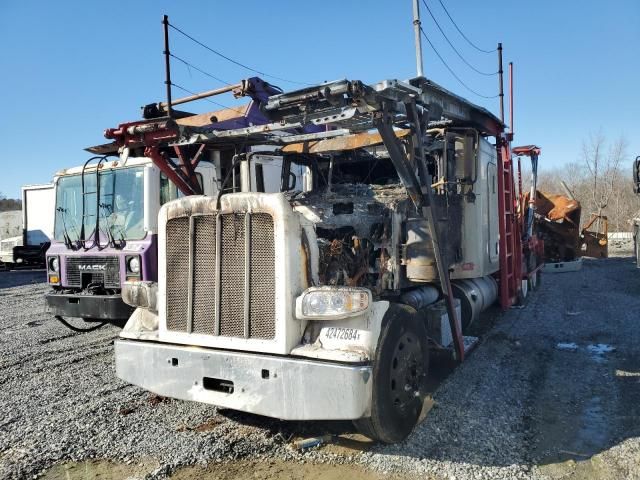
left=65, top=255, right=120, bottom=288
left=165, top=212, right=276, bottom=340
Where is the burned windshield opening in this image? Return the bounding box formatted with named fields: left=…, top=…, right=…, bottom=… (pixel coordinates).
left=275, top=129, right=479, bottom=194
left=280, top=151, right=402, bottom=193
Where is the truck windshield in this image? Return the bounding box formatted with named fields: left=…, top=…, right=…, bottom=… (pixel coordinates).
left=54, top=166, right=145, bottom=243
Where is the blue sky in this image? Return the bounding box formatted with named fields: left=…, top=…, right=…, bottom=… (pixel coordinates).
left=1, top=0, right=638, bottom=197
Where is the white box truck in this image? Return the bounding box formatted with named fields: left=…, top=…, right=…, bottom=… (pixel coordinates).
left=0, top=184, right=54, bottom=268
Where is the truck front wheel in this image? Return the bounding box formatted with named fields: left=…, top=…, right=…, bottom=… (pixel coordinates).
left=355, top=304, right=429, bottom=443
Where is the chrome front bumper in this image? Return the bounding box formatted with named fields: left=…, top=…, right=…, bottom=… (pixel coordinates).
left=115, top=339, right=372, bottom=421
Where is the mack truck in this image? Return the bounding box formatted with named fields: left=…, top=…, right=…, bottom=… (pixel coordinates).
left=45, top=78, right=286, bottom=329
left=44, top=156, right=218, bottom=328
left=110, top=75, right=539, bottom=443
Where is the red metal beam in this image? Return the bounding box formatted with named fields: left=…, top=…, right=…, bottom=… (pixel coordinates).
left=104, top=119, right=179, bottom=148
left=512, top=145, right=541, bottom=157
left=190, top=144, right=206, bottom=168
left=172, top=145, right=204, bottom=195
left=174, top=146, right=195, bottom=179
left=496, top=137, right=523, bottom=309
left=145, top=146, right=199, bottom=196
left=103, top=119, right=205, bottom=195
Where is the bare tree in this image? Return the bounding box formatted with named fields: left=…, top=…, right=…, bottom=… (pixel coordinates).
left=581, top=131, right=628, bottom=219
left=520, top=133, right=638, bottom=232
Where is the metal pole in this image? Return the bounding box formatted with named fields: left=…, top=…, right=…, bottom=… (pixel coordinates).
left=528, top=152, right=539, bottom=238
left=413, top=0, right=424, bottom=77
left=560, top=180, right=576, bottom=201
left=509, top=62, right=514, bottom=136
left=157, top=83, right=243, bottom=111
left=498, top=43, right=504, bottom=123
left=163, top=15, right=173, bottom=119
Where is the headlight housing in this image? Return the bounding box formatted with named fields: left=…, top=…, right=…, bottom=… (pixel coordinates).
left=127, top=256, right=141, bottom=275
left=48, top=256, right=59, bottom=273
left=297, top=287, right=371, bottom=320
left=122, top=280, right=157, bottom=311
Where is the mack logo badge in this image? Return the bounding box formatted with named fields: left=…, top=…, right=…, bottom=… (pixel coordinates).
left=78, top=264, right=107, bottom=271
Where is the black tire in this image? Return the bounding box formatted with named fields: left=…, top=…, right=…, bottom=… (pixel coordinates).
left=354, top=303, right=429, bottom=443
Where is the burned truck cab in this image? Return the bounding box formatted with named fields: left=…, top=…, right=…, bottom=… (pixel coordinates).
left=282, top=123, right=500, bottom=326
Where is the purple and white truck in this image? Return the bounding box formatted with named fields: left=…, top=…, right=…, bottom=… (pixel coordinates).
left=45, top=156, right=217, bottom=326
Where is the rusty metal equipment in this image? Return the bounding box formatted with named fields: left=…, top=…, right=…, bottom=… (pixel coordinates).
left=512, top=145, right=545, bottom=285
left=581, top=214, right=608, bottom=258
left=529, top=191, right=582, bottom=262
left=92, top=76, right=291, bottom=196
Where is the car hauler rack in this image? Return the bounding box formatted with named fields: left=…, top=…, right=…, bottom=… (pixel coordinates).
left=45, top=78, right=286, bottom=330
left=112, top=74, right=541, bottom=443
left=88, top=77, right=287, bottom=196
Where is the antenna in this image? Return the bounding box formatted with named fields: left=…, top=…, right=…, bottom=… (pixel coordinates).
left=412, top=0, right=424, bottom=77
left=497, top=43, right=504, bottom=123
left=509, top=61, right=514, bottom=138
left=163, top=15, right=173, bottom=118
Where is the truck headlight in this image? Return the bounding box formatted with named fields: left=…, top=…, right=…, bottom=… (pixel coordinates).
left=48, top=256, right=59, bottom=273
left=122, top=280, right=157, bottom=311
left=126, top=256, right=140, bottom=275
left=297, top=287, right=371, bottom=320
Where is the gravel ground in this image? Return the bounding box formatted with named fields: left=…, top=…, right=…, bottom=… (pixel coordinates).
left=1, top=251, right=639, bottom=480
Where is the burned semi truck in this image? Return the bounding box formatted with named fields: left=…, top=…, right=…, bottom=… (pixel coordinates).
left=112, top=76, right=535, bottom=442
